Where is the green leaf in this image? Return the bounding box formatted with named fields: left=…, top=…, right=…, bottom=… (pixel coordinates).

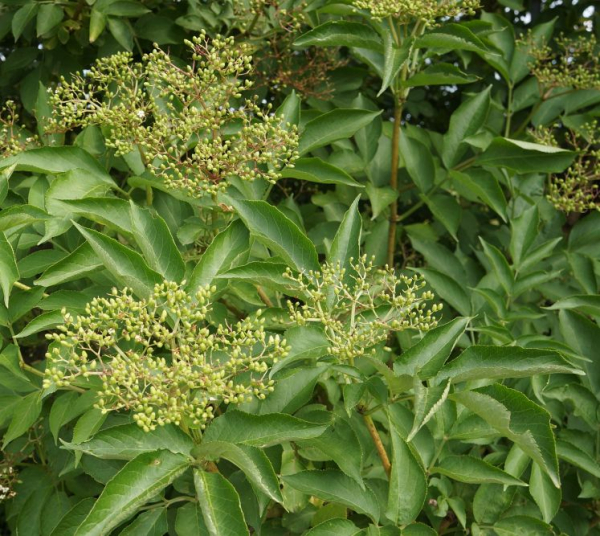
left=436, top=346, right=581, bottom=384
left=74, top=223, right=163, bottom=299
left=0, top=147, right=114, bottom=185
left=72, top=408, right=107, bottom=446
left=432, top=456, right=526, bottom=486
left=89, top=9, right=107, bottom=43
left=299, top=109, right=382, bottom=155
left=0, top=232, right=19, bottom=307
left=49, top=391, right=85, bottom=443
left=379, top=31, right=411, bottom=96
left=175, top=503, right=208, bottom=536
left=3, top=390, right=42, bottom=447
left=493, top=515, right=554, bottom=535
left=187, top=220, right=249, bottom=295
left=35, top=243, right=102, bottom=287
left=387, top=416, right=427, bottom=525
left=73, top=451, right=189, bottom=535
left=0, top=205, right=50, bottom=233
left=412, top=268, right=471, bottom=316
left=203, top=411, right=328, bottom=447
left=276, top=90, right=301, bottom=127
left=329, top=195, right=361, bottom=286
left=480, top=238, right=513, bottom=294
left=281, top=158, right=363, bottom=188
left=404, top=63, right=478, bottom=87
left=120, top=508, right=167, bottom=536
left=194, top=442, right=282, bottom=503
left=450, top=169, right=507, bottom=221
left=529, top=462, right=560, bottom=523
left=556, top=440, right=600, bottom=478
left=98, top=1, right=151, bottom=17
left=402, top=524, right=438, bottom=536
left=400, top=134, right=434, bottom=192
left=408, top=380, right=451, bottom=441
left=294, top=21, right=382, bottom=51
left=415, top=24, right=494, bottom=55
left=365, top=183, right=398, bottom=220
left=107, top=17, right=133, bottom=51
left=62, top=423, right=194, bottom=459
left=15, top=310, right=64, bottom=339
left=271, top=326, right=329, bottom=375
left=36, top=4, right=63, bottom=36
left=452, top=384, right=560, bottom=487
left=129, top=202, right=185, bottom=283
left=423, top=193, right=462, bottom=240
left=12, top=3, right=39, bottom=40
left=305, top=519, right=358, bottom=536
left=478, top=138, right=576, bottom=173
left=194, top=469, right=249, bottom=536
left=60, top=198, right=133, bottom=238
left=50, top=498, right=95, bottom=536
left=283, top=470, right=379, bottom=522
left=230, top=199, right=319, bottom=272
left=442, top=86, right=491, bottom=168
left=510, top=205, right=539, bottom=269
left=394, top=317, right=470, bottom=378
left=217, top=262, right=301, bottom=296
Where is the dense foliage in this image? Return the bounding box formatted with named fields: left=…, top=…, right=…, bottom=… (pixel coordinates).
left=0, top=0, right=599, bottom=535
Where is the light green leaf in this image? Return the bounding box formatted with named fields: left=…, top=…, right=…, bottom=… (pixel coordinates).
left=35, top=242, right=102, bottom=287
left=365, top=183, right=398, bottom=220
left=436, top=346, right=581, bottom=384
left=408, top=379, right=451, bottom=441
left=0, top=232, right=19, bottom=307
left=283, top=470, right=379, bottom=522
left=175, top=503, right=208, bottom=536
left=120, top=508, right=167, bottom=536
left=556, top=440, right=600, bottom=478
left=387, top=416, right=427, bottom=525
left=194, top=469, right=249, bottom=536
left=281, top=158, right=363, bottom=188
left=230, top=199, right=319, bottom=272
left=89, top=9, right=107, bottom=43
left=202, top=411, right=328, bottom=447
left=305, top=519, right=358, bottom=536
left=74, top=223, right=162, bottom=299
left=12, top=3, right=39, bottom=40
left=432, top=455, right=526, bottom=486
left=271, top=326, right=329, bottom=375
left=194, top=442, right=282, bottom=503
left=187, top=220, right=249, bottom=295
left=129, top=202, right=185, bottom=283
left=450, top=169, right=507, bottom=221
left=299, top=110, right=382, bottom=155
left=107, top=16, right=133, bottom=51
left=478, top=138, right=576, bottom=173
left=442, top=86, right=491, bottom=168
left=74, top=450, right=190, bottom=536
left=493, top=515, right=554, bottom=535
left=412, top=268, right=471, bottom=316
left=3, top=391, right=42, bottom=447
left=60, top=198, right=133, bottom=238
left=15, top=310, right=63, bottom=339
left=62, top=423, right=194, bottom=459
left=400, top=134, right=434, bottom=192
left=529, top=462, right=560, bottom=523
left=329, top=195, right=361, bottom=286
left=415, top=23, right=494, bottom=55
left=217, top=262, right=301, bottom=296
left=294, top=21, right=382, bottom=51
left=452, top=384, right=560, bottom=487
left=395, top=317, right=470, bottom=379
left=0, top=205, right=50, bottom=233
left=276, top=90, right=301, bottom=127
left=480, top=238, right=513, bottom=294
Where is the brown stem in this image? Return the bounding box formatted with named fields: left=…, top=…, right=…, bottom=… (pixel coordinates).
left=386, top=101, right=403, bottom=268
left=256, top=286, right=273, bottom=307
left=362, top=413, right=391, bottom=477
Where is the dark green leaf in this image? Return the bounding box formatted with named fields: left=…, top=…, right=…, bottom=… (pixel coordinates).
left=432, top=455, right=526, bottom=486
left=281, top=158, right=363, bottom=188
left=295, top=21, right=382, bottom=51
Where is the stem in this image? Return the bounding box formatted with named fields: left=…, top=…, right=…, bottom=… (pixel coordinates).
left=146, top=185, right=153, bottom=206
left=245, top=10, right=261, bottom=35
left=386, top=100, right=403, bottom=268
left=362, top=412, right=391, bottom=477
left=14, top=281, right=49, bottom=298
left=504, top=82, right=514, bottom=137
left=256, top=286, right=273, bottom=308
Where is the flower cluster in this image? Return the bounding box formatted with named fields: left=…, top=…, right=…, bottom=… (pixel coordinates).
left=44, top=282, right=288, bottom=432
left=0, top=101, right=39, bottom=158
left=46, top=32, right=299, bottom=198
left=531, top=123, right=599, bottom=213
left=0, top=460, right=17, bottom=502
left=353, top=0, right=480, bottom=25
left=284, top=256, right=441, bottom=363
left=527, top=34, right=600, bottom=91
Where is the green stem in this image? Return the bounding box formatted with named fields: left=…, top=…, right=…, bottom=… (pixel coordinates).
left=14, top=281, right=49, bottom=298
left=386, top=99, right=403, bottom=268
left=504, top=82, right=514, bottom=137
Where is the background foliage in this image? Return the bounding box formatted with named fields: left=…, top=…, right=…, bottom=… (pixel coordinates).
left=0, top=0, right=599, bottom=535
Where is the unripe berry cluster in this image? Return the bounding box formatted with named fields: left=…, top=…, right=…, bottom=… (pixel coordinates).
left=0, top=460, right=16, bottom=502
left=43, top=281, right=288, bottom=432
left=46, top=32, right=299, bottom=198
left=0, top=101, right=39, bottom=158
left=531, top=123, right=599, bottom=214
left=353, top=0, right=480, bottom=25
left=284, top=256, right=441, bottom=363
left=527, top=34, right=600, bottom=91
